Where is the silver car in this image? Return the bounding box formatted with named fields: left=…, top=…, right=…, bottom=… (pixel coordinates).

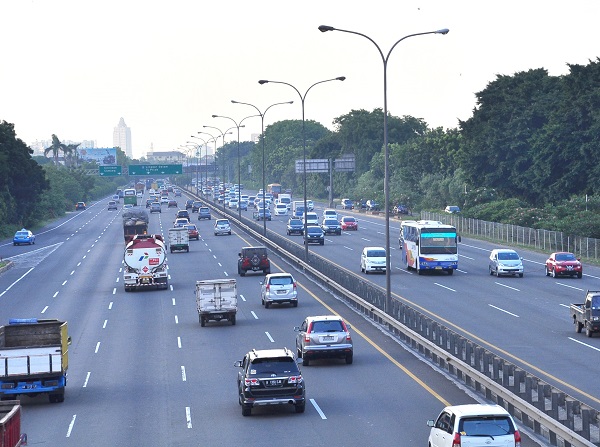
left=489, top=248, right=524, bottom=277
left=214, top=218, right=231, bottom=236
left=260, top=273, right=298, bottom=308
left=294, top=315, right=353, bottom=366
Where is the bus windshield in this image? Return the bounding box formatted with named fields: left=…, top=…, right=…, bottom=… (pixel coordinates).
left=419, top=229, right=457, bottom=255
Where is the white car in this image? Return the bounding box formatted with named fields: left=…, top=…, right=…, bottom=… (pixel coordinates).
left=228, top=198, right=239, bottom=209
left=302, top=212, right=319, bottom=225
left=274, top=203, right=289, bottom=216
left=260, top=273, right=298, bottom=308
left=360, top=246, right=386, bottom=274
left=322, top=209, right=338, bottom=221
left=489, top=248, right=524, bottom=277
left=307, top=200, right=314, bottom=211
left=427, top=404, right=521, bottom=447
left=214, top=219, right=231, bottom=236
left=160, top=196, right=169, bottom=204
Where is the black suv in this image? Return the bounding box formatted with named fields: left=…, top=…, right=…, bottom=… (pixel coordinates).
left=185, top=199, right=194, bottom=210
left=321, top=219, right=341, bottom=235
left=304, top=225, right=324, bottom=245
left=238, top=246, right=271, bottom=276
left=286, top=218, right=304, bottom=236
left=234, top=348, right=305, bottom=416
left=176, top=209, right=190, bottom=220
left=191, top=201, right=202, bottom=213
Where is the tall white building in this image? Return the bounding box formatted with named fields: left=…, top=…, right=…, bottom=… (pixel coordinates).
left=113, top=117, right=132, bottom=158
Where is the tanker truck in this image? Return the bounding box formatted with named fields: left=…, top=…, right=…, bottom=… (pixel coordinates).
left=123, top=234, right=168, bottom=292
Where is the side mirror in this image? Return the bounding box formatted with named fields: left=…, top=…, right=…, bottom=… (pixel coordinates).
left=238, top=253, right=241, bottom=257
left=293, top=326, right=300, bottom=332
left=426, top=420, right=435, bottom=428
left=233, top=360, right=242, bottom=367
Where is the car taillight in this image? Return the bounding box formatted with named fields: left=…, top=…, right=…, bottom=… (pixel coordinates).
left=244, top=378, right=259, bottom=386
left=293, top=282, right=297, bottom=292
left=451, top=432, right=461, bottom=447
left=265, top=284, right=270, bottom=293
left=514, top=430, right=521, bottom=446
left=341, top=321, right=352, bottom=340
left=305, top=322, right=313, bottom=343
left=288, top=375, right=303, bottom=384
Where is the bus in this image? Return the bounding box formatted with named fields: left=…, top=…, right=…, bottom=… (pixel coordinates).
left=123, top=188, right=137, bottom=206
left=400, top=220, right=458, bottom=275
left=267, top=183, right=282, bottom=199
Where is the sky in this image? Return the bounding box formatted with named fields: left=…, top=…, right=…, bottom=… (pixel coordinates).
left=1, top=0, right=599, bottom=159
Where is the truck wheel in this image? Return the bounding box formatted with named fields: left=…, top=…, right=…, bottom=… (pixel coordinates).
left=200, top=317, right=206, bottom=327
left=586, top=326, right=593, bottom=337
left=186, top=247, right=189, bottom=252
left=231, top=314, right=236, bottom=325
left=575, top=319, right=583, bottom=333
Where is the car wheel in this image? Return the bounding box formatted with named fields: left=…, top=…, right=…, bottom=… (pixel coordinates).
left=230, top=314, right=236, bottom=325
left=578, top=272, right=583, bottom=279
left=292, top=301, right=298, bottom=307
left=345, top=353, right=353, bottom=365
left=242, top=406, right=251, bottom=417
left=240, top=270, right=246, bottom=277
left=552, top=268, right=557, bottom=278
left=303, top=357, right=310, bottom=366
left=320, top=241, right=324, bottom=245
left=265, top=301, right=270, bottom=309
left=519, top=273, right=523, bottom=278
left=295, top=402, right=305, bottom=413
left=489, top=266, right=494, bottom=276
left=545, top=266, right=551, bottom=276
left=228, top=231, right=231, bottom=235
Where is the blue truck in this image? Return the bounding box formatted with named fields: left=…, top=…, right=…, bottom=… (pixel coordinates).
left=0, top=319, right=70, bottom=403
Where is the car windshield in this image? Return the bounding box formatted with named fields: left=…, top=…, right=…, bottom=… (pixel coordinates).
left=216, top=220, right=228, bottom=225
left=311, top=320, right=344, bottom=332
left=187, top=225, right=197, bottom=230
left=556, top=253, right=577, bottom=261
left=244, top=248, right=267, bottom=257
left=367, top=250, right=386, bottom=257
left=269, top=276, right=293, bottom=285
left=324, top=220, right=338, bottom=225
left=307, top=227, right=321, bottom=234
left=458, top=416, right=514, bottom=436
left=289, top=220, right=302, bottom=225
left=343, top=217, right=356, bottom=222
left=16, top=231, right=28, bottom=236
left=250, top=358, right=297, bottom=375
left=498, top=251, right=519, bottom=260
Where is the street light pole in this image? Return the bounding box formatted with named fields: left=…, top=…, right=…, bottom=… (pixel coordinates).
left=318, top=24, right=449, bottom=314
left=231, top=99, right=293, bottom=236
left=191, top=135, right=209, bottom=194
left=258, top=77, right=345, bottom=261
left=212, top=115, right=258, bottom=220
left=202, top=126, right=235, bottom=206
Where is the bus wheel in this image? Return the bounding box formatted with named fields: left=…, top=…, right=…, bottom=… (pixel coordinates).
left=447, top=269, right=454, bottom=276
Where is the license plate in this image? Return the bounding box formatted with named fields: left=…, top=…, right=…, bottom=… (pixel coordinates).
left=266, top=380, right=282, bottom=386
left=276, top=290, right=286, bottom=294
left=567, top=266, right=573, bottom=270
left=322, top=336, right=335, bottom=341
left=252, top=267, right=260, bottom=271
left=435, top=266, right=442, bottom=270
left=23, top=384, right=37, bottom=389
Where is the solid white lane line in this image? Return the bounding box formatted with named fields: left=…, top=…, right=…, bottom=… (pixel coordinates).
left=489, top=304, right=519, bottom=317
left=66, top=415, right=77, bottom=437
left=494, top=282, right=520, bottom=292
left=434, top=283, right=456, bottom=292
left=186, top=407, right=192, bottom=428
left=310, top=399, right=327, bottom=419
left=569, top=337, right=600, bottom=352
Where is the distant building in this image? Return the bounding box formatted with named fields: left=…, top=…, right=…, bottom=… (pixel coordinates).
left=113, top=117, right=132, bottom=158
left=146, top=151, right=186, bottom=163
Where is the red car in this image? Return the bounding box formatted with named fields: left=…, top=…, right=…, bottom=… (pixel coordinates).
left=340, top=216, right=358, bottom=231
left=187, top=224, right=200, bottom=240
left=545, top=252, right=582, bottom=278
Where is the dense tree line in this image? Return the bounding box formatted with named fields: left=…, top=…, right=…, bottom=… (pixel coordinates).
left=3, top=58, right=600, bottom=238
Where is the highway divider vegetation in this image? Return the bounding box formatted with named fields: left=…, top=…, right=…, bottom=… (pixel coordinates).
left=2, top=58, right=600, bottom=238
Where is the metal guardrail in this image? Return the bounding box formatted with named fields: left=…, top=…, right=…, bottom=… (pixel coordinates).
left=189, top=189, right=598, bottom=447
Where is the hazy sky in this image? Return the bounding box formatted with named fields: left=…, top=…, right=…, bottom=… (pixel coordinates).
left=2, top=0, right=599, bottom=159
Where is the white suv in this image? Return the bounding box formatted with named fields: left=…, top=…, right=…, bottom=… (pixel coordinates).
left=260, top=273, right=297, bottom=308
left=322, top=209, right=338, bottom=221
left=360, top=246, right=387, bottom=274
left=427, top=404, right=521, bottom=447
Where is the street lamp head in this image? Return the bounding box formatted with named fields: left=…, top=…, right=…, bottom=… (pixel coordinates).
left=231, top=100, right=239, bottom=104
left=212, top=114, right=218, bottom=118
left=258, top=80, right=269, bottom=85
left=318, top=25, right=335, bottom=32
left=437, top=28, right=450, bottom=35
left=336, top=76, right=346, bottom=82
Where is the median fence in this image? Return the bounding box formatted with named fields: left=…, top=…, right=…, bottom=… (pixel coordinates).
left=194, top=190, right=598, bottom=447
left=422, top=211, right=600, bottom=261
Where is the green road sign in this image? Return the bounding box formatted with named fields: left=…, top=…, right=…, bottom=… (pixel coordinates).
left=99, top=165, right=122, bottom=176
left=128, top=164, right=183, bottom=175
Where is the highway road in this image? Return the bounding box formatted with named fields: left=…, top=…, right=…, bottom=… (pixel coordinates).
left=0, top=192, right=553, bottom=446
left=240, top=196, right=600, bottom=411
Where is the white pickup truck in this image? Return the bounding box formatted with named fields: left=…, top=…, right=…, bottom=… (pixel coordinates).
left=195, top=279, right=237, bottom=327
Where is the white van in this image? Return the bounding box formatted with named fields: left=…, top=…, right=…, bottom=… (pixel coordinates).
left=360, top=247, right=387, bottom=274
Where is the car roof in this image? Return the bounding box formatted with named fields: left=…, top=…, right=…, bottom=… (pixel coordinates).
left=363, top=246, right=385, bottom=252
left=265, top=272, right=294, bottom=279
left=305, top=315, right=344, bottom=323
left=440, top=404, right=510, bottom=418
left=247, top=347, right=294, bottom=360
left=492, top=248, right=518, bottom=254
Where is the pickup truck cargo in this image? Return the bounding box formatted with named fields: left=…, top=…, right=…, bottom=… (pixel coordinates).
left=195, top=279, right=237, bottom=327
left=570, top=290, right=600, bottom=337
left=168, top=227, right=189, bottom=253
left=122, top=209, right=149, bottom=243
left=123, top=235, right=169, bottom=291
left=0, top=400, right=25, bottom=447
left=0, top=319, right=70, bottom=404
